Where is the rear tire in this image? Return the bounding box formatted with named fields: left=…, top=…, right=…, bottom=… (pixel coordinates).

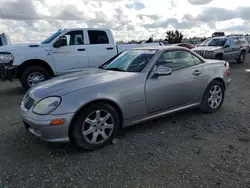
left=200, top=80, right=225, bottom=113
left=236, top=52, right=245, bottom=64
left=70, top=103, right=121, bottom=151
left=19, top=66, right=50, bottom=90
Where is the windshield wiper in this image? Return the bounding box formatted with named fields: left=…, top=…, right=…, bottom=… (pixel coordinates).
left=105, top=68, right=125, bottom=72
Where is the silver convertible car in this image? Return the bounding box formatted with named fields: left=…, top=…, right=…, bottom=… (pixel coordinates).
left=20, top=46, right=231, bottom=150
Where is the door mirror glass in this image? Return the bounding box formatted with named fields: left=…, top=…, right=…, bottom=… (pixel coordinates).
left=54, top=36, right=67, bottom=48
left=224, top=44, right=230, bottom=48
left=153, top=66, right=172, bottom=76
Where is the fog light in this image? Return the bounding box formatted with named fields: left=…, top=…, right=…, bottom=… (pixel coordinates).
left=50, top=119, right=65, bottom=125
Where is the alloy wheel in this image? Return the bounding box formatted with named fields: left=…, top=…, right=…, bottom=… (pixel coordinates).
left=82, top=110, right=114, bottom=144
left=208, top=85, right=223, bottom=109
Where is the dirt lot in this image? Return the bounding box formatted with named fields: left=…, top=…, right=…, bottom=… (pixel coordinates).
left=1, top=57, right=250, bottom=188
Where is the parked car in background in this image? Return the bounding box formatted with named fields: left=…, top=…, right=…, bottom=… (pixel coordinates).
left=243, top=36, right=250, bottom=53
left=0, top=33, right=11, bottom=46
left=172, top=43, right=194, bottom=49
left=0, top=28, right=164, bottom=90
left=20, top=46, right=231, bottom=150
left=192, top=36, right=246, bottom=64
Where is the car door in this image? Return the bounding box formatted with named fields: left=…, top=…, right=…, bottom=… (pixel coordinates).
left=145, top=50, right=206, bottom=114
left=232, top=38, right=241, bottom=58
left=86, top=29, right=117, bottom=68
left=223, top=38, right=234, bottom=60
left=52, top=30, right=89, bottom=75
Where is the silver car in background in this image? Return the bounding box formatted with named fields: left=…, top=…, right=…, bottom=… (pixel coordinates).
left=20, top=46, right=231, bottom=150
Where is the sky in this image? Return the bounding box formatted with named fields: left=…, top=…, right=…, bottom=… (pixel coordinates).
left=0, top=0, right=250, bottom=43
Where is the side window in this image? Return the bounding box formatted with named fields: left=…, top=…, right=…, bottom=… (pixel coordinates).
left=64, top=31, right=84, bottom=45
left=240, top=37, right=247, bottom=45
left=156, top=51, right=196, bottom=71
left=0, top=38, right=2, bottom=46
left=230, top=39, right=235, bottom=48
left=225, top=39, right=230, bottom=46
left=233, top=38, right=241, bottom=47
left=88, top=30, right=109, bottom=44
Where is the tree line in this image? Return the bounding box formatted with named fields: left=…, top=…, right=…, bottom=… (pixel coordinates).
left=117, top=29, right=203, bottom=44
left=118, top=30, right=250, bottom=45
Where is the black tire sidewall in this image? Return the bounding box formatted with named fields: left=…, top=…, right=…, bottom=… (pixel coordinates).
left=237, top=52, right=245, bottom=64
left=71, top=103, right=120, bottom=150
left=201, top=80, right=225, bottom=113
left=20, top=66, right=50, bottom=90
left=216, top=54, right=223, bottom=60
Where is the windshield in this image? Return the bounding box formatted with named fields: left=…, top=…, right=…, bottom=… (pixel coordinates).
left=203, top=38, right=226, bottom=46
left=102, top=50, right=157, bottom=72
left=41, top=30, right=63, bottom=44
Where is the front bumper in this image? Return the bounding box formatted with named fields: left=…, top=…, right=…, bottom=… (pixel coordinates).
left=20, top=105, right=74, bottom=142
left=0, top=64, right=18, bottom=81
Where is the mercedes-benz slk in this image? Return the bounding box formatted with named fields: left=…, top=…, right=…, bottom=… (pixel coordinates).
left=20, top=46, right=231, bottom=150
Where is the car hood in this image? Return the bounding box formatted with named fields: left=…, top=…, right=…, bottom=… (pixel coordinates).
left=193, top=46, right=222, bottom=51
left=0, top=43, right=41, bottom=52
left=29, top=68, right=137, bottom=100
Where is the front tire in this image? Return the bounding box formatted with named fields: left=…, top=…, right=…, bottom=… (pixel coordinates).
left=200, top=80, right=225, bottom=113
left=216, top=54, right=223, bottom=60
left=70, top=103, right=120, bottom=150
left=19, top=66, right=50, bottom=90
left=236, top=52, right=245, bottom=64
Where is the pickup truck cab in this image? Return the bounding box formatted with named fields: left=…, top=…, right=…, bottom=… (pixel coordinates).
left=0, top=28, right=163, bottom=89
left=192, top=36, right=246, bottom=64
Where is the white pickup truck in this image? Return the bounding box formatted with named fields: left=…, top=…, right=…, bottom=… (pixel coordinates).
left=0, top=28, right=163, bottom=89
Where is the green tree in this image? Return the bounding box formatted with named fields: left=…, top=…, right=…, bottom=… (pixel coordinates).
left=165, top=30, right=183, bottom=44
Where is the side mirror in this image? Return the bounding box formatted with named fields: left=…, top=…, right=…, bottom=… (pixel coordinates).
left=53, top=36, right=67, bottom=48
left=224, top=44, right=230, bottom=48
left=153, top=66, right=172, bottom=76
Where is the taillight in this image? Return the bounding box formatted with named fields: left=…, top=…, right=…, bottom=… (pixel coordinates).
left=225, top=61, right=230, bottom=76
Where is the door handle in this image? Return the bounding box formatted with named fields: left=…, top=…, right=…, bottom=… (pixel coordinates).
left=77, top=49, right=86, bottom=51
left=106, top=47, right=114, bottom=50
left=193, top=70, right=202, bottom=76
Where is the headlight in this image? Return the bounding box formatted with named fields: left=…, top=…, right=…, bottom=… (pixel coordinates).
left=0, top=53, right=14, bottom=64
left=33, top=97, right=61, bottom=115
left=205, top=51, right=213, bottom=56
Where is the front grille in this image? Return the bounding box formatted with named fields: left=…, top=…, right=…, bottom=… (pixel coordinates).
left=195, top=51, right=205, bottom=57
left=23, top=95, right=34, bottom=110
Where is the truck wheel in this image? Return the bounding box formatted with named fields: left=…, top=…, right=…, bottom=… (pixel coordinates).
left=237, top=52, right=245, bottom=64
left=19, top=66, right=50, bottom=90
left=216, top=54, right=223, bottom=60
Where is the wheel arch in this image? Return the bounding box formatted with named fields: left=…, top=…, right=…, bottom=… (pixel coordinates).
left=68, top=99, right=124, bottom=141
left=215, top=53, right=223, bottom=58
left=17, top=59, right=55, bottom=78
left=201, top=77, right=225, bottom=102
left=211, top=77, right=226, bottom=90
left=241, top=49, right=246, bottom=54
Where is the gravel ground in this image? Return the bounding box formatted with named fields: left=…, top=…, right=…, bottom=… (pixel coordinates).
left=1, top=57, right=250, bottom=188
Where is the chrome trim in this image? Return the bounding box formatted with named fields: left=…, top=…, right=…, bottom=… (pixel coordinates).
left=124, top=103, right=200, bottom=127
